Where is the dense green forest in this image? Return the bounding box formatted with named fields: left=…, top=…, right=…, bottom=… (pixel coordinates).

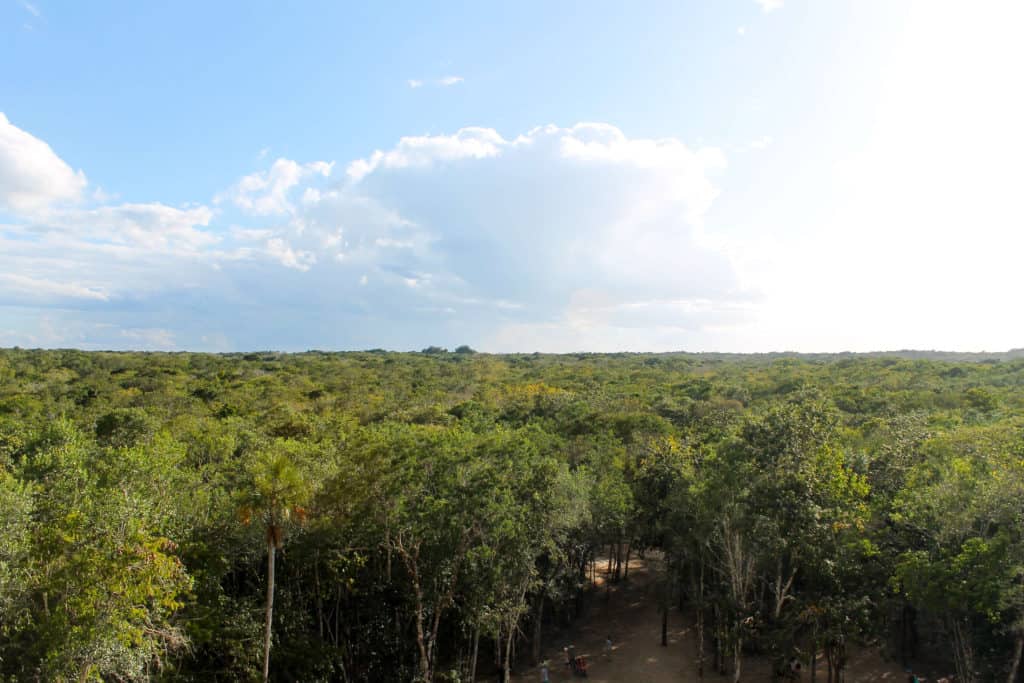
left=1, top=348, right=1022, bottom=682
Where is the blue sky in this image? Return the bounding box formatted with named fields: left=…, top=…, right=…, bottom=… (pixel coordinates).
left=2, top=0, right=1022, bottom=352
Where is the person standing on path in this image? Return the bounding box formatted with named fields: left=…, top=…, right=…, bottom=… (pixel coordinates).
left=540, top=661, right=550, bottom=682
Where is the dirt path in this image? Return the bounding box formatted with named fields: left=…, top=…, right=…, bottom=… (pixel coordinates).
left=507, top=557, right=908, bottom=683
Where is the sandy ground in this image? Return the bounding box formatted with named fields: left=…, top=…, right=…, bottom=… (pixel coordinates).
left=506, top=557, right=909, bottom=683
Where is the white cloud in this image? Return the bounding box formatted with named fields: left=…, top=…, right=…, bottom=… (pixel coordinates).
left=755, top=0, right=783, bottom=12
left=19, top=1, right=40, bottom=17
left=346, top=127, right=504, bottom=180
left=38, top=203, right=218, bottom=251
left=244, top=123, right=745, bottom=349
left=375, top=237, right=414, bottom=248
left=92, top=186, right=117, bottom=202
left=0, top=198, right=222, bottom=316
left=266, top=237, right=316, bottom=271
left=230, top=226, right=273, bottom=242
left=217, top=157, right=333, bottom=215
left=750, top=135, right=772, bottom=149
left=0, top=273, right=108, bottom=301
left=737, top=26, right=747, bottom=36
left=0, top=120, right=745, bottom=351
left=406, top=76, right=464, bottom=89
left=119, top=327, right=176, bottom=350
left=0, top=112, right=87, bottom=214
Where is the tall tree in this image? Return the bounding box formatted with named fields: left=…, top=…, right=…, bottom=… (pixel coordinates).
left=239, top=442, right=312, bottom=683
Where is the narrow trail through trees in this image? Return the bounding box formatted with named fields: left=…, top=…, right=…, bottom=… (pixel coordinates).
left=509, top=557, right=907, bottom=683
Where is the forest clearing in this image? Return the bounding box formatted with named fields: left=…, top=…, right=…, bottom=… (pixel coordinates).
left=510, top=556, right=909, bottom=682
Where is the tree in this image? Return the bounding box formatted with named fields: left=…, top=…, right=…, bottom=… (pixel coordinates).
left=239, top=442, right=312, bottom=683
left=381, top=425, right=481, bottom=682
left=0, top=469, right=32, bottom=632
left=891, top=424, right=1024, bottom=682
left=19, top=421, right=192, bottom=681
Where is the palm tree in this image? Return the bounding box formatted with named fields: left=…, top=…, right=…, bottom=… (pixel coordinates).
left=239, top=447, right=311, bottom=683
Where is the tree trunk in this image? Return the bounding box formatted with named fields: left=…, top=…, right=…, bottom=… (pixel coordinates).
left=950, top=618, right=976, bottom=683
left=722, top=627, right=728, bottom=674
left=469, top=626, right=480, bottom=683
left=608, top=545, right=613, bottom=574
left=899, top=604, right=907, bottom=667
left=697, top=605, right=705, bottom=680
left=532, top=596, right=544, bottom=664
left=712, top=604, right=723, bottom=674
left=697, top=562, right=705, bottom=680
left=385, top=517, right=392, bottom=580
left=338, top=653, right=350, bottom=683
left=720, top=519, right=753, bottom=680
left=1008, top=634, right=1024, bottom=683
left=732, top=636, right=742, bottom=683
left=503, top=624, right=515, bottom=683
left=908, top=606, right=919, bottom=661
left=495, top=626, right=502, bottom=669
left=624, top=543, right=632, bottom=579
left=263, top=534, right=276, bottom=683
left=810, top=635, right=817, bottom=683
left=412, top=585, right=430, bottom=681
left=661, top=603, right=669, bottom=646
left=314, top=549, right=324, bottom=640
left=772, top=558, right=796, bottom=621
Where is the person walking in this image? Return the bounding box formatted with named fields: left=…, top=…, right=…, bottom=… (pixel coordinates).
left=540, top=661, right=550, bottom=682
left=603, top=635, right=613, bottom=660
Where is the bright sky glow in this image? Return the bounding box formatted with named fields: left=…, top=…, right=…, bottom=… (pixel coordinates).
left=1, top=1, right=1021, bottom=352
